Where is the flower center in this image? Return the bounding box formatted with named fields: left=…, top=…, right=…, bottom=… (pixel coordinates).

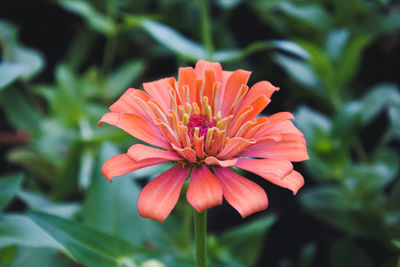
left=187, top=114, right=216, bottom=138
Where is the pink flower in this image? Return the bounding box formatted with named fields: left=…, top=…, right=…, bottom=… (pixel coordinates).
left=99, top=60, right=309, bottom=222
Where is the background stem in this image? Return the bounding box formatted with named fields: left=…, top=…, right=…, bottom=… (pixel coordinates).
left=198, top=0, right=213, bottom=59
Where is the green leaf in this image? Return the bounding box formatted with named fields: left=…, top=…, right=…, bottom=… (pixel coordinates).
left=331, top=102, right=362, bottom=140
left=82, top=142, right=150, bottom=246
left=325, top=29, right=349, bottom=61
left=17, top=190, right=80, bottom=219
left=7, top=247, right=73, bottom=267
left=359, top=83, right=400, bottom=125
left=0, top=214, right=62, bottom=250
left=0, top=62, right=29, bottom=89
left=0, top=173, right=23, bottom=210
left=343, top=150, right=399, bottom=196
left=28, top=211, right=136, bottom=267
left=78, top=149, right=95, bottom=190
left=105, top=60, right=146, bottom=99
left=0, top=87, right=41, bottom=130
left=336, top=36, right=372, bottom=87
left=276, top=2, right=331, bottom=31
left=9, top=45, right=44, bottom=80
left=58, top=0, right=116, bottom=35
left=140, top=19, right=207, bottom=61
left=219, top=215, right=276, bottom=267
left=329, top=239, right=373, bottom=267
left=274, top=54, right=320, bottom=92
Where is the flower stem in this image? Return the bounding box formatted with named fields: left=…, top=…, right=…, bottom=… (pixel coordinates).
left=198, top=0, right=213, bottom=59
left=193, top=209, right=207, bottom=267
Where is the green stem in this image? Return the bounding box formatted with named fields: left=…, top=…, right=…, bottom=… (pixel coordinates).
left=194, top=210, right=207, bottom=267
left=198, top=0, right=213, bottom=59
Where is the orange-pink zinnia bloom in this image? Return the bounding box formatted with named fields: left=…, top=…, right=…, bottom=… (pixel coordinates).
left=99, top=60, right=309, bottom=222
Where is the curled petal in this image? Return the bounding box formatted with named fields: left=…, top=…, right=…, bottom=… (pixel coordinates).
left=280, top=170, right=305, bottom=194
left=127, top=144, right=182, bottom=162
left=214, top=167, right=268, bottom=218
left=98, top=112, right=170, bottom=149
left=241, top=134, right=309, bottom=162
left=101, top=154, right=167, bottom=182
left=239, top=81, right=278, bottom=111
left=187, top=165, right=223, bottom=212
left=137, top=165, right=190, bottom=222
left=172, top=144, right=197, bottom=162
left=217, top=137, right=256, bottom=159
left=204, top=156, right=237, bottom=167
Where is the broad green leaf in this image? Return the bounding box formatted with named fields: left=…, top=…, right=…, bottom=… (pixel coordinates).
left=325, top=29, right=349, bottom=61
left=274, top=54, right=320, bottom=92
left=106, top=60, right=146, bottom=99
left=276, top=2, right=331, bottom=30
left=336, top=36, right=372, bottom=88
left=9, top=45, right=44, bottom=80
left=0, top=173, right=23, bottom=210
left=17, top=190, right=80, bottom=219
left=388, top=103, right=400, bottom=139
left=58, top=0, right=116, bottom=35
left=300, top=187, right=363, bottom=235
left=0, top=62, right=29, bottom=89
left=29, top=211, right=136, bottom=267
left=0, top=88, right=41, bottom=130
left=212, top=40, right=308, bottom=63
left=329, top=239, right=373, bottom=267
left=343, top=150, right=399, bottom=196
left=140, top=19, right=207, bottom=61
left=7, top=247, right=73, bottom=267
left=219, top=215, right=276, bottom=267
left=0, top=214, right=62, bottom=250
left=295, top=106, right=331, bottom=142
left=360, top=84, right=400, bottom=125
left=82, top=142, right=150, bottom=246
left=331, top=101, right=362, bottom=140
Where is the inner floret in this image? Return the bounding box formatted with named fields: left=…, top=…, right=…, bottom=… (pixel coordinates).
left=187, top=114, right=216, bottom=138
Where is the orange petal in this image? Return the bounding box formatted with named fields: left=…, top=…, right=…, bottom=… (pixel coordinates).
left=101, top=153, right=167, bottom=182
left=217, top=137, right=256, bottom=159
left=204, top=156, right=238, bottom=167
left=238, top=81, right=278, bottom=111
left=137, top=165, right=189, bottom=222
left=235, top=157, right=293, bottom=181
left=98, top=112, right=170, bottom=149
left=219, top=70, right=251, bottom=116
left=127, top=144, right=182, bottom=162
left=143, top=78, right=173, bottom=111
left=194, top=60, right=223, bottom=81
left=187, top=165, right=223, bottom=212
left=110, top=88, right=151, bottom=112
left=172, top=144, right=197, bottom=162
left=241, top=134, right=309, bottom=162
left=214, top=167, right=268, bottom=218
left=178, top=67, right=197, bottom=104
left=280, top=170, right=305, bottom=194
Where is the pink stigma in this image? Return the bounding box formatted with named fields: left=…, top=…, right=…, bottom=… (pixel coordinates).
left=187, top=115, right=216, bottom=138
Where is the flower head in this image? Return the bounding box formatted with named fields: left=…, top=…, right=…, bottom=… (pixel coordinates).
left=99, top=60, right=308, bottom=222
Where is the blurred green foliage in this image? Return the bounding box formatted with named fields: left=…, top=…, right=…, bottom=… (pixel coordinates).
left=1, top=0, right=400, bottom=266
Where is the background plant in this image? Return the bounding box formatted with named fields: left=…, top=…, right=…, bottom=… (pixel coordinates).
left=0, top=0, right=399, bottom=266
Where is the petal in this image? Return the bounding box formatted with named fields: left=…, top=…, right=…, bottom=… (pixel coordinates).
left=194, top=60, right=223, bottom=81
left=98, top=112, right=170, bottom=149
left=238, top=81, right=278, bottom=110
left=234, top=158, right=293, bottom=185
left=252, top=112, right=303, bottom=138
left=219, top=70, right=251, bottom=116
left=137, top=165, right=190, bottom=222
left=109, top=88, right=151, bottom=113
left=101, top=154, right=167, bottom=182
left=204, top=156, right=238, bottom=167
left=178, top=67, right=197, bottom=103
left=143, top=78, right=173, bottom=111
left=187, top=165, right=223, bottom=212
left=241, top=134, right=309, bottom=162
left=217, top=137, right=256, bottom=159
left=280, top=170, right=305, bottom=194
left=172, top=144, right=197, bottom=162
left=127, top=144, right=182, bottom=162
left=214, top=167, right=268, bottom=218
